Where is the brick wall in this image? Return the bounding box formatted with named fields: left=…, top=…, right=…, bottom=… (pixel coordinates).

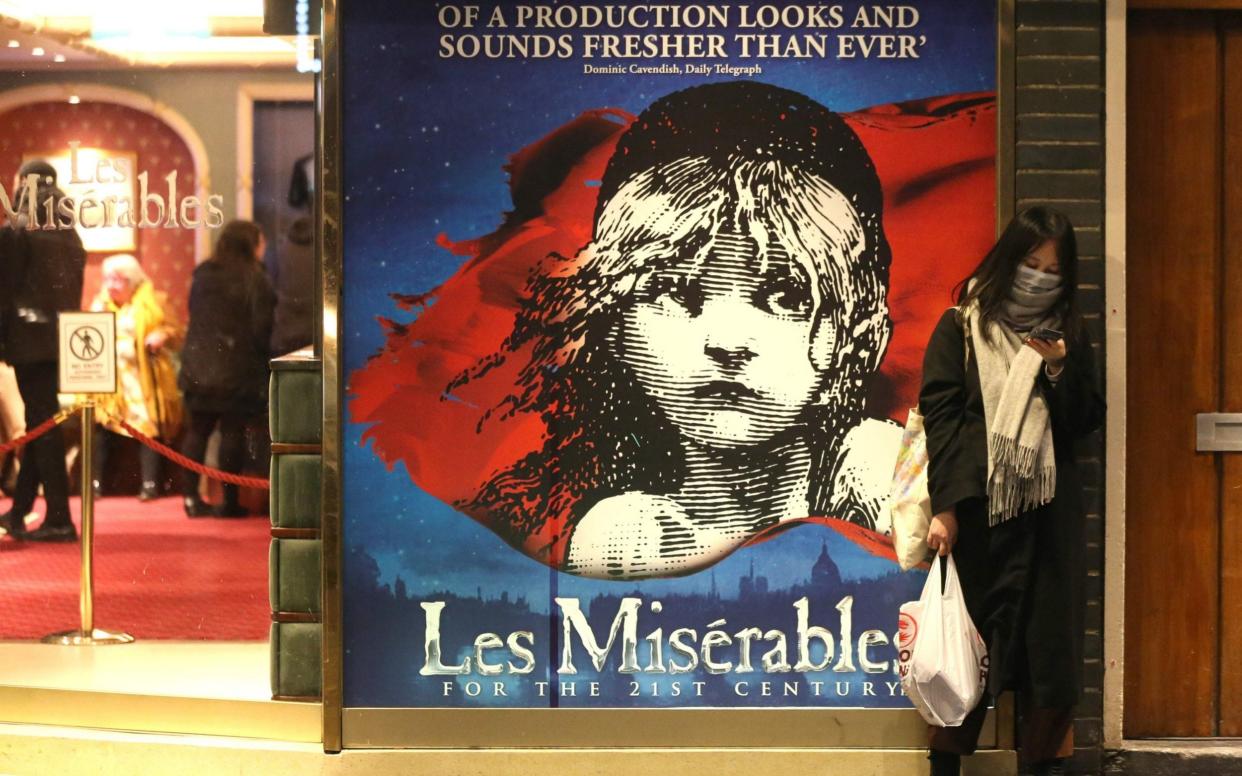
left=1014, top=1, right=1106, bottom=773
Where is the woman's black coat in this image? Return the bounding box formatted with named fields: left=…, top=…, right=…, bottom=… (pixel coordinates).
left=179, top=259, right=275, bottom=415
left=918, top=308, right=1105, bottom=708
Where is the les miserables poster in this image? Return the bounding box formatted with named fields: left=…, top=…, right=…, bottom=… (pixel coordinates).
left=340, top=0, right=997, bottom=709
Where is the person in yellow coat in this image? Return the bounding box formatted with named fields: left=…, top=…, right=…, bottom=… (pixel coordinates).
left=90, top=254, right=183, bottom=500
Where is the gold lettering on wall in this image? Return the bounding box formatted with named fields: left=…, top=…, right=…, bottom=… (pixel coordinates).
left=8, top=143, right=225, bottom=245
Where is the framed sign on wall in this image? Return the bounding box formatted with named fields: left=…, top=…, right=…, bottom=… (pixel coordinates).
left=325, top=0, right=1010, bottom=749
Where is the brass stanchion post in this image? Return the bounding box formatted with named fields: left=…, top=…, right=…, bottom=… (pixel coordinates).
left=42, top=404, right=134, bottom=646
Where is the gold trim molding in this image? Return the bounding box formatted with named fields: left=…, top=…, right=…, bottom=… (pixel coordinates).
left=0, top=726, right=1016, bottom=776
left=0, top=685, right=320, bottom=742
left=342, top=707, right=997, bottom=749
left=318, top=0, right=345, bottom=753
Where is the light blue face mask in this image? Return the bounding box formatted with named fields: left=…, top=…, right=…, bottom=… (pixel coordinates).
left=1013, top=264, right=1062, bottom=294
left=1003, top=265, right=1064, bottom=332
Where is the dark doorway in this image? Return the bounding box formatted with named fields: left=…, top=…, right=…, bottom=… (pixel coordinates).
left=253, top=100, right=315, bottom=356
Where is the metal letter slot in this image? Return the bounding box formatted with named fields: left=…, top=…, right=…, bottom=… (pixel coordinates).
left=1196, top=413, right=1242, bottom=451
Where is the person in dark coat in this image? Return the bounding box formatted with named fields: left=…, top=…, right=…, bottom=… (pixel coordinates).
left=0, top=160, right=86, bottom=542
left=918, top=206, right=1105, bottom=776
left=268, top=214, right=314, bottom=356
left=178, top=220, right=275, bottom=517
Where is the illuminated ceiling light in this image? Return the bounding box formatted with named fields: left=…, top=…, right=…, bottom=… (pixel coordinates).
left=31, top=46, right=44, bottom=56
left=91, top=2, right=211, bottom=42
left=11, top=0, right=261, bottom=11
left=6, top=40, right=18, bottom=48
left=88, top=36, right=294, bottom=55
left=53, top=53, right=66, bottom=62
left=68, top=95, right=80, bottom=104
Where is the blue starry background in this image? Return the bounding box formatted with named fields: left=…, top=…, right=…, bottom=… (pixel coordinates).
left=340, top=0, right=995, bottom=707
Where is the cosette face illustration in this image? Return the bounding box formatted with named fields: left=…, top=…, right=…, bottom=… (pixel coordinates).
left=347, top=79, right=968, bottom=580
left=446, top=82, right=895, bottom=578
left=610, top=204, right=866, bottom=451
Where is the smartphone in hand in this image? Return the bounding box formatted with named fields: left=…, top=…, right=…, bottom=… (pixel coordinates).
left=1028, top=326, right=1064, bottom=342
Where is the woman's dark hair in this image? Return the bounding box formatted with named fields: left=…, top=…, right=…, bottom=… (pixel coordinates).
left=210, top=220, right=263, bottom=267
left=955, top=205, right=1083, bottom=341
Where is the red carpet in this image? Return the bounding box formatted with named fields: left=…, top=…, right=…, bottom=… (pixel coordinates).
left=0, top=496, right=269, bottom=640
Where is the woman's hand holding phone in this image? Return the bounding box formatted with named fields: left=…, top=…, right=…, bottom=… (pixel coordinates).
left=1025, top=332, right=1067, bottom=372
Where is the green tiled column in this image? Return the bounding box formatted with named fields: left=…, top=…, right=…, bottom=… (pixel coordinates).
left=268, top=352, right=323, bottom=701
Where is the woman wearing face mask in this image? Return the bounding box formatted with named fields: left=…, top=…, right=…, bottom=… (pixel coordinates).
left=917, top=206, right=1105, bottom=776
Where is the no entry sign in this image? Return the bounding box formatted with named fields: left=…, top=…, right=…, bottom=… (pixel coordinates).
left=58, top=311, right=116, bottom=394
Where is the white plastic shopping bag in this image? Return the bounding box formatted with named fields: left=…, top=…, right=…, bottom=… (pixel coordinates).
left=889, top=407, right=932, bottom=571
left=897, top=554, right=988, bottom=727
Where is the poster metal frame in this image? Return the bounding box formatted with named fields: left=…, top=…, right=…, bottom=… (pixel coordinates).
left=319, top=0, right=1018, bottom=751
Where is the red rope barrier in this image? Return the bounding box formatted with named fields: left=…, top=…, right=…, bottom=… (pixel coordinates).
left=114, top=417, right=271, bottom=490
left=0, top=405, right=85, bottom=456
left=0, top=403, right=272, bottom=490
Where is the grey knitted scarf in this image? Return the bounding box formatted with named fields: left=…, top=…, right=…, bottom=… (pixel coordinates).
left=964, top=301, right=1058, bottom=525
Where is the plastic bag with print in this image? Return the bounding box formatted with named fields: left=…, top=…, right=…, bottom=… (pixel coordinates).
left=897, top=554, right=988, bottom=727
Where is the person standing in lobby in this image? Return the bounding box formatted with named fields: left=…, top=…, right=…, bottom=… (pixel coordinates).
left=178, top=220, right=275, bottom=518
left=88, top=253, right=183, bottom=500
left=0, top=160, right=86, bottom=542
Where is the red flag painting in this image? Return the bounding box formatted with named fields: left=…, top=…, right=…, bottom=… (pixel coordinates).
left=349, top=86, right=995, bottom=577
